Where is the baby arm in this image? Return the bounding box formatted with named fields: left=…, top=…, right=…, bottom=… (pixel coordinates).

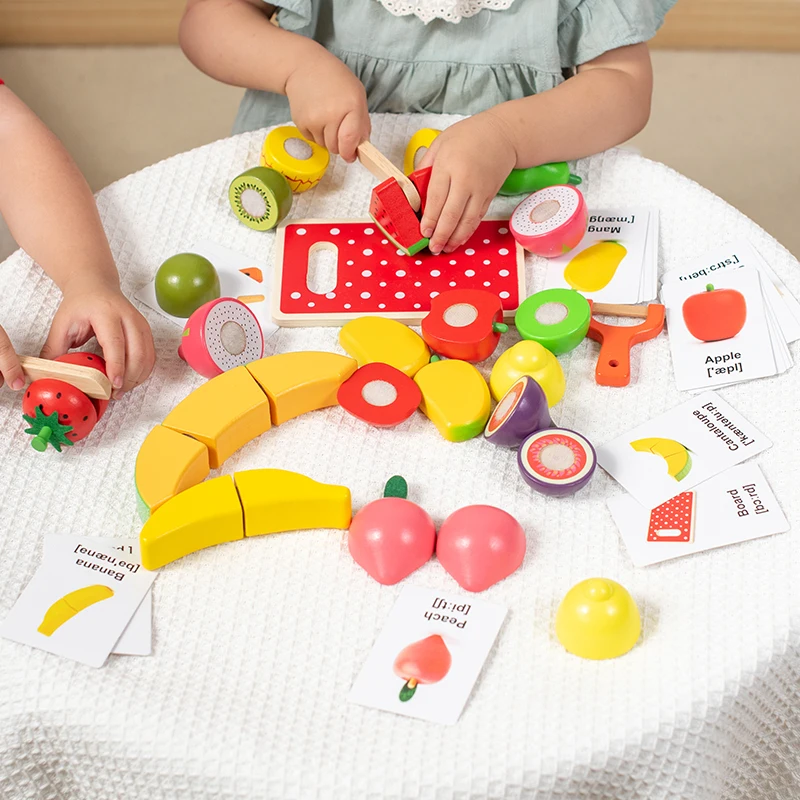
left=0, top=84, right=155, bottom=396
left=180, top=0, right=370, bottom=160
left=419, top=43, right=653, bottom=254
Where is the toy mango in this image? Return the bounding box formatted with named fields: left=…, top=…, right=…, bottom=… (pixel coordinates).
left=339, top=317, right=430, bottom=377
left=490, top=341, right=565, bottom=407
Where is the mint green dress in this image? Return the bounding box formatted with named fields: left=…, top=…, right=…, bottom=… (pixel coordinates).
left=233, top=0, right=676, bottom=134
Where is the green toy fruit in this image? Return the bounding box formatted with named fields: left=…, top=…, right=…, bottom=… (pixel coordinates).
left=229, top=167, right=292, bottom=232
left=498, top=162, right=582, bottom=197
left=155, top=253, right=221, bottom=318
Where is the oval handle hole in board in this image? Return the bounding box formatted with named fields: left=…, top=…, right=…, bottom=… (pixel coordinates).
left=307, top=242, right=338, bottom=296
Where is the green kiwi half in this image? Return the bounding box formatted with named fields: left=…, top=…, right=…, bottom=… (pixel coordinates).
left=229, top=167, right=292, bottom=231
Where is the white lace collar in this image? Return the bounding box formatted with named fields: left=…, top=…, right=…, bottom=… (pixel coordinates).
left=374, top=0, right=516, bottom=24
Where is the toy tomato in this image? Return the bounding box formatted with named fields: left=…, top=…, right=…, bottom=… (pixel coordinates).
left=682, top=283, right=747, bottom=342
left=21, top=353, right=109, bottom=452
left=393, top=634, right=452, bottom=701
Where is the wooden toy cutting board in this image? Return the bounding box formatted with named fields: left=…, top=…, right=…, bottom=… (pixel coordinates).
left=272, top=219, right=525, bottom=326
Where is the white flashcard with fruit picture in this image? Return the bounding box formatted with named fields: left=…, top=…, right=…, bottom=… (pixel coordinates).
left=608, top=464, right=788, bottom=566
left=596, top=391, right=772, bottom=509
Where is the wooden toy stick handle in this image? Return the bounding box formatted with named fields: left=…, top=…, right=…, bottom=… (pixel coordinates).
left=592, top=303, right=650, bottom=319
left=19, top=356, right=113, bottom=400
left=357, top=141, right=421, bottom=212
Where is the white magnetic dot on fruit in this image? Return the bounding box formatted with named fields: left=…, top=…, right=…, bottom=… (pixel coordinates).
left=465, top=249, right=475, bottom=256
left=483, top=259, right=491, bottom=265
left=396, top=270, right=406, bottom=277
left=362, top=380, right=398, bottom=407
left=430, top=291, right=439, bottom=298
left=240, top=188, right=267, bottom=219
left=361, top=292, right=371, bottom=299
left=414, top=281, right=422, bottom=287
left=536, top=302, right=568, bottom=325
left=326, top=292, right=336, bottom=299
left=297, top=228, right=307, bottom=236
left=540, top=443, right=576, bottom=471
left=465, top=269, right=475, bottom=277
left=499, top=248, right=509, bottom=255
left=443, top=303, right=478, bottom=327
left=329, top=227, right=340, bottom=235
left=284, top=137, right=313, bottom=160
left=499, top=227, right=508, bottom=234
left=449, top=281, right=457, bottom=287
left=308, top=301, right=315, bottom=308
left=430, top=270, right=441, bottom=277
left=345, top=282, right=353, bottom=287
left=483, top=281, right=491, bottom=287
left=363, top=249, right=373, bottom=256
left=362, top=270, right=372, bottom=278
left=499, top=291, right=510, bottom=299
left=499, top=269, right=510, bottom=277
left=348, top=239, right=356, bottom=245
left=220, top=321, right=246, bottom=355
left=344, top=303, right=351, bottom=309
left=290, top=291, right=301, bottom=299
left=365, top=228, right=374, bottom=235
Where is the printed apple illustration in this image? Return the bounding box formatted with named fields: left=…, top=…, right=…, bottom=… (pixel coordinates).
left=347, top=476, right=435, bottom=585
left=682, top=283, right=747, bottom=342
left=393, top=634, right=452, bottom=701
left=421, top=288, right=508, bottom=362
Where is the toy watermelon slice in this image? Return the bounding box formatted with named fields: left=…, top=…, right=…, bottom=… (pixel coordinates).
left=369, top=177, right=429, bottom=256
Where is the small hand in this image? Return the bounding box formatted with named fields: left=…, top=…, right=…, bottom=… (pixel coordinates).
left=40, top=282, right=155, bottom=399
left=418, top=112, right=518, bottom=254
left=285, top=49, right=371, bottom=163
left=0, top=325, right=25, bottom=391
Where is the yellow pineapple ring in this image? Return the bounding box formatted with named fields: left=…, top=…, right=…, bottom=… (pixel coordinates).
left=260, top=126, right=329, bottom=193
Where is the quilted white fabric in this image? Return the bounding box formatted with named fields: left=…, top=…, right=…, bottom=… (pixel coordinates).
left=373, top=0, right=515, bottom=24
left=2, top=114, right=800, bottom=800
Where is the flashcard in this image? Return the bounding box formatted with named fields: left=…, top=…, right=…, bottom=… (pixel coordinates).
left=0, top=536, right=156, bottom=668
left=43, top=535, right=152, bottom=656
left=596, top=391, right=772, bottom=509
left=349, top=585, right=507, bottom=725
left=136, top=239, right=278, bottom=341
left=662, top=267, right=777, bottom=390
left=608, top=464, right=788, bottom=566
left=542, top=208, right=657, bottom=304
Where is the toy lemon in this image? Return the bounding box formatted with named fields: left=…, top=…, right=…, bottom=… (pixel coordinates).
left=404, top=128, right=440, bottom=175
left=490, top=340, right=565, bottom=408
left=260, top=126, right=329, bottom=192
left=555, top=578, right=641, bottom=660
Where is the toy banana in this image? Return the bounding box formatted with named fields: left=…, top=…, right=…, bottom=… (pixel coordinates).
left=37, top=584, right=114, bottom=636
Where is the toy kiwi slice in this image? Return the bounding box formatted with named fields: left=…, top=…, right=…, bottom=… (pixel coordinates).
left=229, top=167, right=292, bottom=231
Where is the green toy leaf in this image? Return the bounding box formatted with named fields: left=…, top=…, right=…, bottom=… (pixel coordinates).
left=22, top=407, right=74, bottom=453
left=383, top=475, right=408, bottom=500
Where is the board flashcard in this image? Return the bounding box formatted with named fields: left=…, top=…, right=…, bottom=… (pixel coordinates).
left=272, top=219, right=525, bottom=326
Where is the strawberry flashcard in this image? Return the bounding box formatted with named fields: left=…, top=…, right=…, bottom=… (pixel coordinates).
left=272, top=219, right=525, bottom=326
left=608, top=464, right=788, bottom=566
left=647, top=492, right=696, bottom=542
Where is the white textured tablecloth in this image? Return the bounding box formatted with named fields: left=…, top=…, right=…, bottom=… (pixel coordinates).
left=2, top=114, right=800, bottom=800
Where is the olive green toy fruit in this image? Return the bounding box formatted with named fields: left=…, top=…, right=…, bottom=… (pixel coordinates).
left=498, top=162, right=582, bottom=197
left=155, top=253, right=221, bottom=318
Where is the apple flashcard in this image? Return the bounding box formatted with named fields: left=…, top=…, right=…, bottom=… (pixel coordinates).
left=136, top=240, right=278, bottom=341
left=596, top=391, right=772, bottom=509
left=349, top=585, right=507, bottom=725
left=543, top=208, right=658, bottom=304
left=608, top=464, right=788, bottom=566
left=0, top=536, right=157, bottom=668
left=662, top=267, right=777, bottom=391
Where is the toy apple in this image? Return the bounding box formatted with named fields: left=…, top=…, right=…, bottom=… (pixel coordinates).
left=436, top=505, right=526, bottom=592
left=421, top=289, right=508, bottom=362
left=347, top=476, right=435, bottom=585
left=178, top=298, right=264, bottom=379
left=393, top=634, right=452, bottom=701
left=484, top=375, right=552, bottom=448
left=155, top=253, right=220, bottom=318
left=489, top=340, right=565, bottom=407
left=682, top=283, right=747, bottom=342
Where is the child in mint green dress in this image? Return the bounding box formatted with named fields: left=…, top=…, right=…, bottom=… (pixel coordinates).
left=179, top=0, right=674, bottom=254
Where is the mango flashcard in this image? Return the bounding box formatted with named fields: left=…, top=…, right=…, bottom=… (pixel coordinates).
left=543, top=208, right=658, bottom=304
left=596, top=391, right=772, bottom=509
left=349, top=585, right=507, bottom=725
left=0, top=536, right=156, bottom=667
left=608, top=464, right=788, bottom=566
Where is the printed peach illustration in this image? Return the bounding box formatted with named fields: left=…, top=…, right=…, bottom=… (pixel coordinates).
left=393, top=634, right=452, bottom=701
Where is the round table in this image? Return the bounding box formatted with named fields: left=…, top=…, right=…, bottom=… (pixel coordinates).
left=1, top=114, right=799, bottom=800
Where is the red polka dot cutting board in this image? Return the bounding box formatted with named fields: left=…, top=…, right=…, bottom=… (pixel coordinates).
left=272, top=219, right=526, bottom=326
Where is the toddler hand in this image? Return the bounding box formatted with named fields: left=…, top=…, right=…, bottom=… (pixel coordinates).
left=285, top=50, right=371, bottom=163
left=40, top=281, right=155, bottom=399
left=418, top=112, right=517, bottom=254
left=0, top=325, right=25, bottom=391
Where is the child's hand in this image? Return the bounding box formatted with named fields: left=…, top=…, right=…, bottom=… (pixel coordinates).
left=40, top=282, right=155, bottom=399
left=418, top=112, right=518, bottom=254
left=284, top=49, right=371, bottom=163
left=0, top=325, right=25, bottom=391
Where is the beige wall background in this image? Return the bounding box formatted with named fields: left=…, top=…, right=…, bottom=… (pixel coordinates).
left=0, top=0, right=799, bottom=258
